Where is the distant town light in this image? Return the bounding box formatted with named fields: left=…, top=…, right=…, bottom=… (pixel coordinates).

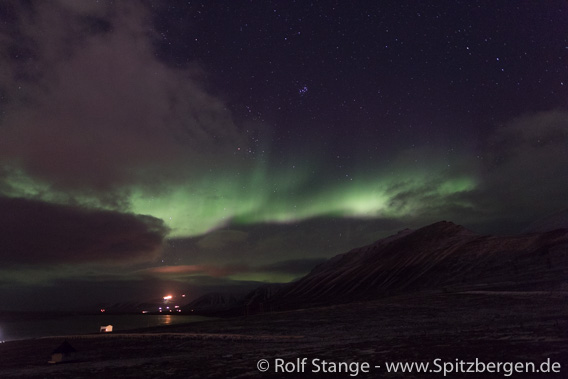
left=100, top=309, right=105, bottom=313
left=163, top=295, right=173, bottom=300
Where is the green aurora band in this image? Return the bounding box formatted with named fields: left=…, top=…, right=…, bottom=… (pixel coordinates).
left=5, top=167, right=476, bottom=239
left=2, top=158, right=476, bottom=238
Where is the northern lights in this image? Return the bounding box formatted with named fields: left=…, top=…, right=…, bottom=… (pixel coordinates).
left=4, top=154, right=477, bottom=238
left=0, top=1, right=567, bottom=310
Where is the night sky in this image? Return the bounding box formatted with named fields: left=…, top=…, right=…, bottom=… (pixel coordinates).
left=1, top=0, right=567, bottom=310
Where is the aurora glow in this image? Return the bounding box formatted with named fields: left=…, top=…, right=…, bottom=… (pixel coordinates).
left=3, top=159, right=476, bottom=238
left=0, top=1, right=567, bottom=310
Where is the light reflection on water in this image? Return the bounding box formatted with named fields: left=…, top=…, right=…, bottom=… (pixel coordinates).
left=0, top=314, right=210, bottom=341
left=163, top=315, right=172, bottom=325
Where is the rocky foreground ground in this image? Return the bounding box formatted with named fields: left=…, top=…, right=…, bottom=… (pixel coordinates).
left=0, top=291, right=566, bottom=378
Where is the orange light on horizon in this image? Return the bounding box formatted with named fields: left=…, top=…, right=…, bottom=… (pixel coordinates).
left=163, top=295, right=173, bottom=300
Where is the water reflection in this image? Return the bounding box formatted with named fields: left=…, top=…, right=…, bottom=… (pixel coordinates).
left=0, top=314, right=210, bottom=341
left=163, top=315, right=172, bottom=325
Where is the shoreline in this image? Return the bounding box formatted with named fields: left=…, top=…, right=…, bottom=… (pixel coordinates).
left=1, top=292, right=566, bottom=378
left=0, top=313, right=212, bottom=343
left=38, top=332, right=304, bottom=341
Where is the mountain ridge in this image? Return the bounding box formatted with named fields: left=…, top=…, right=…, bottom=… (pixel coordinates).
left=188, top=220, right=568, bottom=316
left=263, top=220, right=568, bottom=310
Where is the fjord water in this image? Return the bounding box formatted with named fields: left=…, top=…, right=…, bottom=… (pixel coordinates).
left=0, top=314, right=210, bottom=341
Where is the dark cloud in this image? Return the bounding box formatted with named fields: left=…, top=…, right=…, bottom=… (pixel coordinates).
left=196, top=230, right=249, bottom=250
left=478, top=110, right=568, bottom=224
left=259, top=258, right=327, bottom=275
left=369, top=111, right=568, bottom=233
left=139, top=258, right=326, bottom=280
left=162, top=217, right=408, bottom=271
left=0, top=274, right=260, bottom=311
left=141, top=264, right=250, bottom=279
left=0, top=196, right=168, bottom=267
left=0, top=1, right=247, bottom=205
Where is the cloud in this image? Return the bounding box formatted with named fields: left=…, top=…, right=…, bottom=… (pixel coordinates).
left=54, top=0, right=110, bottom=15
left=480, top=110, right=568, bottom=220
left=162, top=217, right=409, bottom=269
left=0, top=196, right=168, bottom=267
left=0, top=274, right=252, bottom=311
left=359, top=110, right=568, bottom=233
left=140, top=258, right=327, bottom=281
left=260, top=258, right=327, bottom=274
left=0, top=1, right=247, bottom=206
left=196, top=230, right=249, bottom=250
left=142, top=264, right=249, bottom=278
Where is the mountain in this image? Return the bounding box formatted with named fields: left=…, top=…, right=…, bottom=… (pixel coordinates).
left=182, top=292, right=245, bottom=316
left=241, top=283, right=286, bottom=314
left=263, top=221, right=568, bottom=310
left=242, top=283, right=285, bottom=304
left=182, top=284, right=288, bottom=316
left=524, top=209, right=568, bottom=233
left=98, top=301, right=163, bottom=314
